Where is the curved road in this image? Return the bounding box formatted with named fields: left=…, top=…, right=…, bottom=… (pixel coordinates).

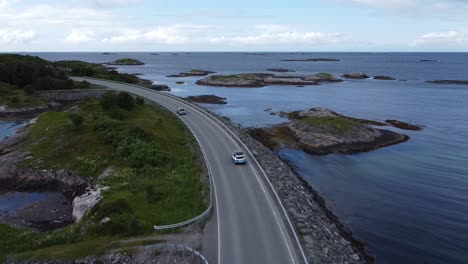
left=74, top=77, right=307, bottom=264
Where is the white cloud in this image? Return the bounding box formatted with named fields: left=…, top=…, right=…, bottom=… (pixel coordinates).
left=103, top=25, right=211, bottom=45
left=0, top=29, right=36, bottom=44
left=347, top=0, right=417, bottom=9
left=85, top=0, right=142, bottom=9
left=410, top=30, right=466, bottom=46
left=209, top=26, right=344, bottom=46
left=65, top=29, right=96, bottom=44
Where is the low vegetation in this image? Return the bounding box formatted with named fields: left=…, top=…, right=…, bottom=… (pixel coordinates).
left=0, top=55, right=96, bottom=109
left=54, top=60, right=141, bottom=84
left=2, top=92, right=206, bottom=261
left=0, top=82, right=49, bottom=108
left=298, top=116, right=362, bottom=133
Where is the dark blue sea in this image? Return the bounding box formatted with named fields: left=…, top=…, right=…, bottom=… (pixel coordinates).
left=4, top=52, right=468, bottom=264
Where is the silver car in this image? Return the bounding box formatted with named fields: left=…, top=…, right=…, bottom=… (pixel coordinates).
left=232, top=150, right=246, bottom=165
left=176, top=107, right=187, bottom=115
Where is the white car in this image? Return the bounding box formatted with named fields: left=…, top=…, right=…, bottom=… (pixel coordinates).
left=232, top=150, right=246, bottom=165
left=176, top=107, right=187, bottom=115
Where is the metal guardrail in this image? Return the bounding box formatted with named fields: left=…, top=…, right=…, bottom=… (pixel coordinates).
left=146, top=244, right=209, bottom=264
left=72, top=77, right=214, bottom=231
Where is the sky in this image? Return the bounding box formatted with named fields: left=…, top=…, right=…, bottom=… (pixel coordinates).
left=0, top=0, right=467, bottom=52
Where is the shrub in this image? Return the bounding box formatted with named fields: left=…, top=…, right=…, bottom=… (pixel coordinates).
left=135, top=97, right=144, bottom=105
left=92, top=198, right=131, bottom=220
left=9, top=96, right=20, bottom=104
left=77, top=80, right=91, bottom=89
left=99, top=93, right=118, bottom=110
left=117, top=92, right=134, bottom=110
left=95, top=215, right=143, bottom=236
left=107, top=106, right=128, bottom=120
left=68, top=112, right=84, bottom=129
left=145, top=185, right=162, bottom=202
left=23, top=84, right=35, bottom=94
left=128, top=141, right=168, bottom=168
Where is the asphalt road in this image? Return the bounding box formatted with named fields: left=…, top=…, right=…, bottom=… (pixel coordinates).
left=74, top=78, right=306, bottom=264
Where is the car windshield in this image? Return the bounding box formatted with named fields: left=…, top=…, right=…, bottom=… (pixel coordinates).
left=235, top=152, right=244, bottom=156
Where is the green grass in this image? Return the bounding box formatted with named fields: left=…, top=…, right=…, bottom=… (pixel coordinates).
left=20, top=109, right=113, bottom=178
left=0, top=224, right=81, bottom=262
left=210, top=75, right=241, bottom=81
left=4, top=95, right=207, bottom=262
left=0, top=82, right=49, bottom=108
left=298, top=116, right=362, bottom=133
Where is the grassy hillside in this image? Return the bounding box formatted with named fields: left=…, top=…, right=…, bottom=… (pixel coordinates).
left=1, top=92, right=207, bottom=261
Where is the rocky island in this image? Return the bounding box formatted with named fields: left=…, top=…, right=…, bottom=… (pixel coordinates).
left=250, top=108, right=410, bottom=155
left=167, top=69, right=215, bottom=77
left=281, top=58, right=340, bottom=62
left=426, top=80, right=468, bottom=85
left=185, top=95, right=227, bottom=104
left=342, top=73, right=370, bottom=79
left=267, top=68, right=296, bottom=72
left=105, top=58, right=144, bottom=66
left=373, top=75, right=396, bottom=80
left=196, top=73, right=342, bottom=87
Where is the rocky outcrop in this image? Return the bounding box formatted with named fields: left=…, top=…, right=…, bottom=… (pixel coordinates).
left=0, top=126, right=89, bottom=230
left=373, top=75, right=396, bottom=80
left=196, top=74, right=269, bottom=87
left=105, top=58, right=144, bottom=66
left=196, top=73, right=342, bottom=87
left=0, top=192, right=73, bottom=231
left=0, top=102, right=61, bottom=119
left=426, top=80, right=468, bottom=85
left=303, top=73, right=343, bottom=83
left=267, top=68, right=295, bottom=72
left=342, top=73, right=370, bottom=79
left=150, top=84, right=171, bottom=91
left=73, top=186, right=109, bottom=223
left=281, top=58, right=340, bottom=62
left=184, top=95, right=227, bottom=104
left=385, top=120, right=422, bottom=130
left=263, top=76, right=319, bottom=86
left=167, top=70, right=215, bottom=78
left=0, top=133, right=88, bottom=196
left=252, top=108, right=409, bottom=155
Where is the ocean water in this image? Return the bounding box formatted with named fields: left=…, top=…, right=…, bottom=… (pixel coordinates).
left=14, top=52, right=468, bottom=264
left=0, top=121, right=25, bottom=141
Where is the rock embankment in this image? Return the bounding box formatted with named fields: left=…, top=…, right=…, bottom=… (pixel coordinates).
left=252, top=108, right=409, bottom=155
left=205, top=109, right=373, bottom=264
left=184, top=95, right=227, bottom=104
left=196, top=73, right=342, bottom=87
